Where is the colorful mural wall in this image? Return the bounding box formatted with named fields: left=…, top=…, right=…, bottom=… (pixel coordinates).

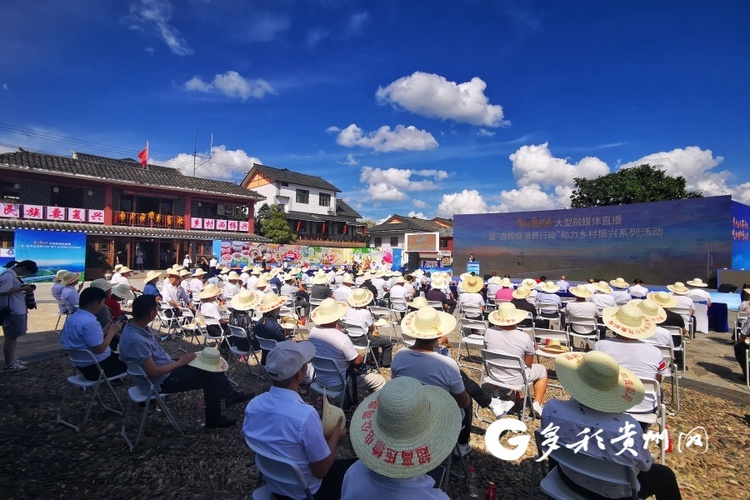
left=211, top=241, right=394, bottom=269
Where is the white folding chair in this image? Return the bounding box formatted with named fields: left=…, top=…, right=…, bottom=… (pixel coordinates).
left=457, top=317, right=487, bottom=369
left=480, top=349, right=533, bottom=421
left=368, top=305, right=396, bottom=340
left=56, top=349, right=126, bottom=432
left=255, top=337, right=278, bottom=381
left=155, top=302, right=182, bottom=336
left=669, top=306, right=694, bottom=339
left=734, top=312, right=748, bottom=343
left=688, top=293, right=709, bottom=334
left=121, top=362, right=182, bottom=451
left=177, top=307, right=198, bottom=352
left=537, top=302, right=562, bottom=330
left=343, top=319, right=379, bottom=371
left=663, top=325, right=686, bottom=377
left=245, top=438, right=314, bottom=500
left=54, top=298, right=72, bottom=333
left=201, top=318, right=226, bottom=347
left=307, top=356, right=349, bottom=408
left=626, top=377, right=667, bottom=464
left=228, top=325, right=265, bottom=388
left=539, top=439, right=639, bottom=500
left=656, top=343, right=680, bottom=415
left=427, top=300, right=445, bottom=311
left=566, top=316, right=599, bottom=350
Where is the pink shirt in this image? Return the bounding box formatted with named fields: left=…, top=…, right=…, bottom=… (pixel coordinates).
left=495, top=288, right=514, bottom=302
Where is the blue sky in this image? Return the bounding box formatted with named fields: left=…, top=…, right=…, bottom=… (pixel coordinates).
left=1, top=0, right=749, bottom=222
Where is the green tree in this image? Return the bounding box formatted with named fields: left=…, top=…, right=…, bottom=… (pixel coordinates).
left=254, top=203, right=272, bottom=237
left=259, top=204, right=296, bottom=243
left=570, top=164, right=702, bottom=208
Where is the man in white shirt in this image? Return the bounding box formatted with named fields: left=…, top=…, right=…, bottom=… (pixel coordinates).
left=280, top=273, right=310, bottom=320
left=222, top=272, right=242, bottom=299
left=332, top=274, right=354, bottom=303
left=344, top=288, right=394, bottom=367
left=563, top=285, right=598, bottom=338
left=609, top=277, right=632, bottom=305
left=246, top=267, right=261, bottom=290
left=388, top=276, right=410, bottom=317
left=109, top=264, right=122, bottom=284
left=239, top=266, right=251, bottom=287
left=589, top=281, right=617, bottom=316
left=628, top=278, right=649, bottom=299
left=555, top=275, right=570, bottom=291
left=189, top=269, right=205, bottom=296
left=371, top=271, right=388, bottom=303
left=160, top=269, right=183, bottom=318
left=457, top=275, right=485, bottom=319
left=243, top=340, right=353, bottom=499
left=686, top=278, right=712, bottom=305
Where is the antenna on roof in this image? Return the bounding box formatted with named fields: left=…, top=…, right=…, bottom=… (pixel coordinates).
left=193, top=132, right=214, bottom=176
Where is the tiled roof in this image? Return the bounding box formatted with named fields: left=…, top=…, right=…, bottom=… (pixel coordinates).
left=0, top=151, right=265, bottom=201
left=336, top=199, right=362, bottom=220
left=0, top=218, right=270, bottom=241
left=368, top=215, right=453, bottom=237
left=286, top=211, right=365, bottom=225
left=246, top=164, right=340, bottom=192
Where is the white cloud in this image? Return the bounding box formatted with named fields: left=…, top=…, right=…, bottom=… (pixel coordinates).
left=436, top=189, right=489, bottom=218
left=345, top=12, right=369, bottom=36
left=408, top=211, right=427, bottom=219
left=496, top=184, right=559, bottom=212
left=185, top=71, right=275, bottom=101
left=243, top=13, right=290, bottom=42
left=478, top=128, right=495, bottom=137
left=129, top=0, right=193, bottom=56
left=360, top=166, right=448, bottom=201
left=339, top=154, right=358, bottom=166
left=509, top=142, right=609, bottom=189
left=376, top=72, right=508, bottom=127
left=413, top=199, right=427, bottom=208
left=334, top=124, right=438, bottom=152
left=161, top=145, right=261, bottom=180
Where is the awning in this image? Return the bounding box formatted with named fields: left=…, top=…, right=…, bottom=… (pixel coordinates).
left=0, top=219, right=270, bottom=242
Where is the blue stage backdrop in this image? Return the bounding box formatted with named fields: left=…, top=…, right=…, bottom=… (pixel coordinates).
left=13, top=229, right=87, bottom=282
left=454, top=196, right=739, bottom=285
left=732, top=201, right=750, bottom=271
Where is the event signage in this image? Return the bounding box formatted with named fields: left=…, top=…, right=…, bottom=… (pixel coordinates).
left=0, top=202, right=20, bottom=218
left=190, top=217, right=245, bottom=232
left=13, top=229, right=86, bottom=282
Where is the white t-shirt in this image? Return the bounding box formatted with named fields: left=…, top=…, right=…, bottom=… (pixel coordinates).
left=484, top=327, right=541, bottom=385
left=689, top=288, right=711, bottom=304
left=344, top=307, right=373, bottom=328
left=341, top=460, right=448, bottom=499
left=189, top=278, right=204, bottom=293
left=628, top=284, right=649, bottom=298
left=223, top=282, right=240, bottom=299
left=200, top=301, right=222, bottom=321
left=372, top=278, right=388, bottom=299
left=589, top=293, right=617, bottom=315
left=458, top=292, right=484, bottom=318
left=333, top=285, right=353, bottom=302
left=391, top=349, right=464, bottom=396
left=309, top=326, right=359, bottom=388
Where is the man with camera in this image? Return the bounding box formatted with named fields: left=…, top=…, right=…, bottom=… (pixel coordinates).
left=0, top=260, right=39, bottom=372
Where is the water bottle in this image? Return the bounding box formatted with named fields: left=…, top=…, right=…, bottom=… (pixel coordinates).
left=468, top=466, right=479, bottom=498
left=485, top=481, right=497, bottom=500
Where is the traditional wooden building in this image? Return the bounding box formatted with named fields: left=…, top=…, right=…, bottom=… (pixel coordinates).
left=0, top=150, right=266, bottom=278
left=368, top=214, right=453, bottom=266
left=241, top=164, right=366, bottom=247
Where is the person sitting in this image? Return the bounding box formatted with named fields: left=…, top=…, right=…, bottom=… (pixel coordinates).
left=59, top=271, right=83, bottom=313
left=536, top=281, right=562, bottom=309
left=635, top=299, right=674, bottom=348
left=243, top=341, right=354, bottom=499
left=113, top=266, right=139, bottom=293
left=486, top=276, right=503, bottom=299
left=458, top=276, right=485, bottom=320
left=227, top=289, right=262, bottom=352
left=253, top=292, right=289, bottom=364
left=310, top=271, right=333, bottom=300
left=609, top=277, right=632, bottom=305
left=594, top=303, right=667, bottom=419
left=425, top=275, right=456, bottom=314
left=494, top=277, right=514, bottom=302
left=388, top=276, right=411, bottom=317
left=199, top=284, right=230, bottom=339
left=333, top=273, right=355, bottom=303
left=628, top=278, right=649, bottom=299
left=341, top=377, right=460, bottom=499
left=391, top=307, right=512, bottom=458
left=110, top=264, right=123, bottom=284
left=222, top=271, right=242, bottom=299
left=280, top=272, right=310, bottom=321
left=141, top=271, right=162, bottom=298
left=309, top=298, right=386, bottom=404
left=160, top=269, right=184, bottom=318
left=60, top=287, right=126, bottom=380
left=51, top=270, right=67, bottom=302
left=648, top=291, right=685, bottom=367
left=371, top=271, right=389, bottom=304
left=555, top=275, right=570, bottom=291
left=119, top=295, right=251, bottom=428
left=484, top=302, right=548, bottom=417
left=189, top=269, right=206, bottom=297
left=510, top=286, right=543, bottom=328
left=107, top=284, right=134, bottom=321
left=89, top=279, right=115, bottom=327
left=563, top=284, right=597, bottom=338
left=590, top=281, right=617, bottom=316
left=344, top=288, right=394, bottom=368
left=735, top=318, right=750, bottom=382
left=543, top=351, right=682, bottom=499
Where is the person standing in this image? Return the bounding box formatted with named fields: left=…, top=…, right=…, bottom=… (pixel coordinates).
left=0, top=260, right=38, bottom=371
left=135, top=248, right=145, bottom=270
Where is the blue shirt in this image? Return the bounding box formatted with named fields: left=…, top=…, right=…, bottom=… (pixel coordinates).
left=143, top=283, right=160, bottom=296
left=60, top=309, right=110, bottom=365
left=119, top=322, right=174, bottom=390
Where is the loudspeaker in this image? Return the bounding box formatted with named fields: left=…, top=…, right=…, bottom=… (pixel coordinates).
left=407, top=252, right=421, bottom=270
left=717, top=283, right=737, bottom=293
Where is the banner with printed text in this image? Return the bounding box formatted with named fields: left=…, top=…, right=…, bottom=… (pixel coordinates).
left=13, top=229, right=87, bottom=282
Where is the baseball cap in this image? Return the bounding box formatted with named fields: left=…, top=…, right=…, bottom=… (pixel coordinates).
left=265, top=341, right=316, bottom=381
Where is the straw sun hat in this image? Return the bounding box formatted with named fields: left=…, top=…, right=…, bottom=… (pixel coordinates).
left=312, top=271, right=329, bottom=285
left=256, top=273, right=271, bottom=289
left=257, top=292, right=287, bottom=313
left=521, top=278, right=537, bottom=289
left=350, top=376, right=461, bottom=479
left=595, top=281, right=613, bottom=294
left=54, top=269, right=68, bottom=282
left=540, top=339, right=570, bottom=355
left=230, top=289, right=263, bottom=311
left=192, top=268, right=206, bottom=277
left=188, top=347, right=228, bottom=373
left=199, top=283, right=222, bottom=300
left=511, top=287, right=532, bottom=300
left=461, top=275, right=484, bottom=293
left=408, top=296, right=430, bottom=309
left=488, top=302, right=528, bottom=327
left=629, top=299, right=667, bottom=324
left=601, top=303, right=655, bottom=339
left=555, top=351, right=645, bottom=413
left=487, top=276, right=502, bottom=285
left=400, top=307, right=456, bottom=340
left=310, top=298, right=349, bottom=325
left=500, top=277, right=513, bottom=288
left=430, top=276, right=447, bottom=289
left=686, top=278, right=708, bottom=288
left=347, top=288, right=373, bottom=309
left=119, top=266, right=132, bottom=274
left=322, top=391, right=346, bottom=439
left=647, top=291, right=678, bottom=309
left=59, top=271, right=80, bottom=285
left=609, top=277, right=630, bottom=289
left=568, top=284, right=593, bottom=299
left=666, top=281, right=690, bottom=295
left=143, top=270, right=163, bottom=284
left=540, top=281, right=560, bottom=294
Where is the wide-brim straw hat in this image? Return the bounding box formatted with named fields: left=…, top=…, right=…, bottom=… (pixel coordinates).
left=342, top=273, right=354, bottom=284
left=179, top=269, right=191, bottom=278
left=500, top=277, right=513, bottom=288
left=172, top=264, right=185, bottom=272
left=251, top=266, right=263, bottom=275
left=90, top=278, right=113, bottom=291
left=226, top=271, right=241, bottom=281
left=256, top=273, right=271, bottom=289
left=283, top=272, right=297, bottom=282
left=59, top=271, right=80, bottom=285
left=595, top=281, right=613, bottom=294
left=666, top=281, right=690, bottom=295
left=430, top=276, right=447, bottom=289
left=647, top=291, right=679, bottom=309
left=111, top=283, right=134, bottom=300
left=257, top=292, right=286, bottom=313
left=54, top=269, right=68, bottom=282
left=312, top=271, right=329, bottom=285
left=521, top=278, right=537, bottom=289
left=629, top=299, right=666, bottom=324
left=348, top=288, right=373, bottom=308
left=350, top=377, right=461, bottom=479
left=373, top=270, right=386, bottom=279
left=555, top=351, right=645, bottom=413
left=569, top=284, right=593, bottom=299
left=461, top=276, right=484, bottom=293
left=512, top=287, right=532, bottom=299
left=113, top=264, right=123, bottom=272
left=400, top=307, right=456, bottom=339
left=193, top=268, right=206, bottom=277
left=488, top=302, right=528, bottom=326
left=119, top=266, right=132, bottom=274
left=745, top=288, right=750, bottom=295
left=686, top=278, right=708, bottom=288
left=188, top=347, right=228, bottom=373
left=322, top=392, right=346, bottom=439
left=540, top=281, right=560, bottom=294
left=409, top=297, right=430, bottom=309
left=601, top=303, right=655, bottom=339
left=412, top=269, right=425, bottom=277
left=487, top=276, right=502, bottom=285
left=395, top=276, right=405, bottom=284
left=362, top=272, right=373, bottom=281
left=143, top=270, right=163, bottom=284
left=540, top=339, right=570, bottom=355
left=459, top=272, right=472, bottom=282
left=199, top=283, right=222, bottom=300
left=241, top=265, right=252, bottom=272
left=609, top=277, right=629, bottom=289
left=165, top=268, right=181, bottom=277
left=311, top=298, right=349, bottom=325
left=269, top=267, right=282, bottom=278
left=231, top=289, right=263, bottom=311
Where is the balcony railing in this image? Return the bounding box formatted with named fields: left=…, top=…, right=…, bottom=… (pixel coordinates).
left=114, top=211, right=184, bottom=228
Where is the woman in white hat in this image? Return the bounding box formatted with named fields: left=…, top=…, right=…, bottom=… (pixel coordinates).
left=142, top=270, right=163, bottom=297
left=609, top=277, right=632, bottom=305
left=593, top=303, right=666, bottom=416
left=199, top=284, right=230, bottom=341
left=112, top=266, right=139, bottom=293
left=59, top=271, right=83, bottom=313
left=227, top=289, right=263, bottom=351
left=485, top=302, right=548, bottom=417
left=222, top=271, right=242, bottom=299
left=341, top=377, right=460, bottom=498
left=280, top=272, right=310, bottom=323
left=541, top=351, right=682, bottom=499
left=344, top=289, right=394, bottom=367
left=51, top=269, right=68, bottom=302
left=309, top=298, right=386, bottom=400
left=253, top=292, right=289, bottom=364
left=457, top=275, right=485, bottom=320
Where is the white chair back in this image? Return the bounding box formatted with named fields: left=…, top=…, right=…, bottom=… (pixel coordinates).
left=245, top=439, right=314, bottom=500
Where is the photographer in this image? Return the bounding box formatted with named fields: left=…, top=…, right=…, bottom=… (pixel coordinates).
left=0, top=260, right=38, bottom=372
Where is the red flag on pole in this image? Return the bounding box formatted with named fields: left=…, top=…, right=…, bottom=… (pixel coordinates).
left=296, top=221, right=301, bottom=231
left=321, top=223, right=326, bottom=233
left=137, top=141, right=149, bottom=167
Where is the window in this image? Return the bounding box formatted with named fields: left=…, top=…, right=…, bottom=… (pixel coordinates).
left=296, top=189, right=309, bottom=204
left=160, top=199, right=173, bottom=216
left=439, top=239, right=449, bottom=249
left=374, top=237, right=382, bottom=247
left=319, top=193, right=331, bottom=207
left=280, top=182, right=289, bottom=187
left=390, top=236, right=399, bottom=247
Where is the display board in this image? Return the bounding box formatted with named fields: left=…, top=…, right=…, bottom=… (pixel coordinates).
left=13, top=229, right=87, bottom=282
left=404, top=232, right=439, bottom=253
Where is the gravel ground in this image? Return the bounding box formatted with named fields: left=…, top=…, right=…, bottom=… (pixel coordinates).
left=1, top=338, right=748, bottom=499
